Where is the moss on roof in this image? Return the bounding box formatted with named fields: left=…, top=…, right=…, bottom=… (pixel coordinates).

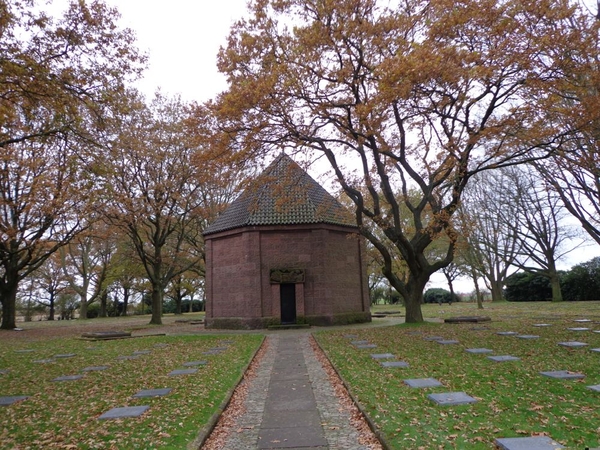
left=203, top=154, right=357, bottom=235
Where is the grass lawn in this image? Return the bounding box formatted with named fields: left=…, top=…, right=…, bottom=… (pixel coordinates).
left=0, top=318, right=262, bottom=450
left=316, top=301, right=600, bottom=449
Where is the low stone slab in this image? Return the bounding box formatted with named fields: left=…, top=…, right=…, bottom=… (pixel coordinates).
left=132, top=351, right=150, bottom=355
left=540, top=370, right=585, bottom=379
left=497, top=332, right=518, bottom=336
left=154, top=343, right=169, bottom=348
left=488, top=355, right=520, bottom=362
left=33, top=359, right=55, bottom=364
left=350, top=340, right=369, bottom=345
left=533, top=324, right=552, bottom=327
left=81, top=331, right=132, bottom=340
left=183, top=361, right=207, bottom=367
left=567, top=327, right=590, bottom=332
left=587, top=384, right=600, bottom=392
left=437, top=339, right=459, bottom=345
left=219, top=340, right=234, bottom=344
left=495, top=436, right=564, bottom=449
left=55, top=353, right=77, bottom=358
left=14, top=349, right=35, bottom=353
left=591, top=348, right=600, bottom=353
left=133, top=388, right=172, bottom=398
left=53, top=375, right=84, bottom=382
left=423, top=336, right=445, bottom=341
left=98, top=405, right=149, bottom=420
left=516, top=335, right=539, bottom=339
left=168, top=368, right=197, bottom=376
left=202, top=350, right=224, bottom=355
left=370, top=353, right=394, bottom=359
left=380, top=361, right=409, bottom=368
left=427, top=392, right=477, bottom=406
left=0, top=369, right=9, bottom=375
left=466, top=348, right=493, bottom=354
left=82, top=366, right=109, bottom=372
left=404, top=378, right=443, bottom=388
left=116, top=355, right=140, bottom=360
left=558, top=341, right=588, bottom=348
left=0, top=396, right=29, bottom=406
left=444, top=316, right=491, bottom=324
left=574, top=319, right=591, bottom=323
left=355, top=344, right=377, bottom=349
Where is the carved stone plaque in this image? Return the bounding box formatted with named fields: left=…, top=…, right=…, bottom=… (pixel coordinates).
left=270, top=268, right=305, bottom=284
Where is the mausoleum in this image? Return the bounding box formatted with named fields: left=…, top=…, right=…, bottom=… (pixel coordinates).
left=203, top=154, right=371, bottom=329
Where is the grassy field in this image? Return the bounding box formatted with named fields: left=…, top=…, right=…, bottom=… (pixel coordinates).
left=317, top=301, right=600, bottom=449
left=0, top=319, right=262, bottom=450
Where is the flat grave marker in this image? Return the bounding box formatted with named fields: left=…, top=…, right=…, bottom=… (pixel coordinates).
left=168, top=368, right=197, bottom=376
left=558, top=341, right=588, bottom=348
left=488, top=355, right=521, bottom=362
left=0, top=396, right=29, bottom=406
left=495, top=436, right=564, bottom=450
left=98, top=405, right=149, bottom=420
left=0, top=369, right=9, bottom=375
left=533, top=324, right=552, bottom=327
left=427, top=392, right=477, bottom=406
left=154, top=343, right=168, bottom=348
left=202, top=349, right=224, bottom=355
left=540, top=370, right=585, bottom=380
left=380, top=361, right=409, bottom=368
left=465, top=348, right=493, bottom=354
left=132, top=351, right=150, bottom=355
left=133, top=388, right=172, bottom=398
left=14, top=349, right=34, bottom=354
left=355, top=344, right=377, bottom=349
left=116, top=355, right=140, bottom=360
left=404, top=378, right=443, bottom=388
left=182, top=361, right=207, bottom=367
left=591, top=348, right=600, bottom=353
left=82, top=366, right=109, bottom=371
left=574, top=319, right=591, bottom=323
left=567, top=327, right=590, bottom=332
left=52, top=375, right=84, bottom=382
left=81, top=331, right=131, bottom=340
left=587, top=384, right=600, bottom=392
left=436, top=339, right=459, bottom=345
left=423, top=336, right=444, bottom=341
left=350, top=340, right=369, bottom=345
left=54, top=353, right=76, bottom=358
left=497, top=331, right=518, bottom=336
left=516, top=335, right=539, bottom=339
left=370, top=353, right=394, bottom=359
left=33, top=359, right=55, bottom=364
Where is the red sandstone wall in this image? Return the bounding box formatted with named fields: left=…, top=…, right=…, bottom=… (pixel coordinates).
left=205, top=224, right=369, bottom=322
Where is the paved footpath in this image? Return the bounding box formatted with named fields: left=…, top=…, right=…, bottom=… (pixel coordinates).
left=206, top=332, right=374, bottom=450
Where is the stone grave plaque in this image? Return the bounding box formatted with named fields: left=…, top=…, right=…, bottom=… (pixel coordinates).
left=516, top=335, right=539, bottom=339
left=82, top=366, right=109, bottom=371
left=154, top=343, right=169, bottom=348
left=0, top=369, right=9, bottom=375
left=169, top=368, right=197, bottom=376
left=81, top=331, right=132, bottom=340
left=444, top=316, right=491, bottom=324
left=540, top=370, right=584, bottom=379
left=423, top=336, right=444, bottom=341
left=133, top=388, right=172, bottom=398
left=53, top=375, right=84, bottom=382
left=350, top=340, right=369, bottom=345
left=427, top=392, right=477, bottom=406
left=495, top=436, right=564, bottom=450
left=370, top=353, right=394, bottom=359
left=0, top=396, right=29, bottom=406
left=203, top=349, right=224, bottom=355
left=55, top=353, right=76, bottom=358
left=591, top=348, right=600, bottom=353
left=132, top=351, right=150, bottom=355
left=380, top=361, right=409, bottom=368
left=344, top=334, right=358, bottom=339
left=98, top=405, right=149, bottom=420
left=567, top=327, right=590, bottom=332
left=356, top=344, right=377, bottom=349
left=533, top=324, right=552, bottom=327
left=33, top=359, right=55, bottom=364
left=466, top=348, right=493, bottom=354
left=437, top=340, right=459, bottom=345
left=574, top=319, right=591, bottom=323
left=117, top=355, right=140, bottom=360
left=497, top=332, right=518, bottom=336
left=488, top=355, right=520, bottom=362
left=404, top=378, right=443, bottom=388
left=183, top=361, right=207, bottom=367
left=14, top=349, right=35, bottom=353
left=558, top=341, right=588, bottom=348
left=587, top=384, right=600, bottom=392
left=219, top=340, right=234, bottom=344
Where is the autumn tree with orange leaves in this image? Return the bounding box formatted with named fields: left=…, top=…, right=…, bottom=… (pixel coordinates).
left=0, top=0, right=144, bottom=329
left=216, top=0, right=599, bottom=322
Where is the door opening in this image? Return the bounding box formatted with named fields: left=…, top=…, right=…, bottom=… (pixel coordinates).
left=280, top=283, right=297, bottom=324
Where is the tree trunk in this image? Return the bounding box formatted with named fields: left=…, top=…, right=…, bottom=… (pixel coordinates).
left=549, top=270, right=563, bottom=302
left=469, top=268, right=484, bottom=309
left=149, top=283, right=163, bottom=325
left=490, top=280, right=504, bottom=302
left=402, top=277, right=427, bottom=323
left=48, top=292, right=55, bottom=321
left=0, top=280, right=18, bottom=330
left=78, top=291, right=89, bottom=320
left=99, top=290, right=108, bottom=317
left=121, top=287, right=129, bottom=316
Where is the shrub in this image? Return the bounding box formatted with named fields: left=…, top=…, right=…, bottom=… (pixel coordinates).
left=561, top=257, right=600, bottom=301
left=504, top=272, right=552, bottom=302
left=423, top=288, right=459, bottom=304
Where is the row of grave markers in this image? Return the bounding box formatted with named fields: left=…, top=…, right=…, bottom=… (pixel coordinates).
left=0, top=340, right=234, bottom=421
left=344, top=319, right=600, bottom=450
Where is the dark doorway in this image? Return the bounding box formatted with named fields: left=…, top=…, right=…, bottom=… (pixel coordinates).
left=280, top=283, right=297, bottom=324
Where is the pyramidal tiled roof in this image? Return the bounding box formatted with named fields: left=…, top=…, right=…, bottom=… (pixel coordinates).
left=203, top=154, right=357, bottom=235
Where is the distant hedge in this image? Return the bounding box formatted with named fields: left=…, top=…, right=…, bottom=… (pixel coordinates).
left=424, top=288, right=460, bottom=304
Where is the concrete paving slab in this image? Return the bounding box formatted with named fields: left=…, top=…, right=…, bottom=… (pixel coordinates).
left=52, top=375, right=84, bottom=382
left=380, top=361, right=409, bottom=368
left=258, top=426, right=327, bottom=449
left=587, top=384, right=600, bottom=392
left=98, top=405, right=149, bottom=420
left=262, top=409, right=322, bottom=428
left=495, top=436, right=564, bottom=449
left=558, top=341, right=588, bottom=348
left=465, top=348, right=493, bottom=354
left=427, top=392, right=477, bottom=406
left=133, top=388, right=172, bottom=398
left=0, top=396, right=29, bottom=406
left=404, top=378, right=443, bottom=388
left=370, top=353, right=394, bottom=359
left=540, top=370, right=585, bottom=379
left=169, top=368, right=197, bottom=376
left=82, top=366, right=109, bottom=371
left=488, top=355, right=520, bottom=362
